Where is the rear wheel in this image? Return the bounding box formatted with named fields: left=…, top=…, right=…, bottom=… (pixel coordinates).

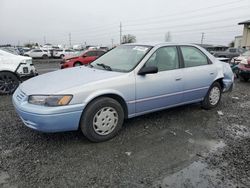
left=239, top=76, right=249, bottom=82
left=60, top=54, right=65, bottom=59
left=80, top=97, right=124, bottom=142
left=74, top=62, right=82, bottom=67
left=42, top=54, right=48, bottom=59
left=202, top=82, right=222, bottom=109
left=0, top=72, right=19, bottom=95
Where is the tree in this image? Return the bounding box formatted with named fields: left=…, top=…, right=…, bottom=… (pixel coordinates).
left=229, top=40, right=235, bottom=47
left=122, top=34, right=136, bottom=44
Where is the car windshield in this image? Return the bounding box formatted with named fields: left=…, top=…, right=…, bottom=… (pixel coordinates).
left=242, top=50, right=250, bottom=56
left=91, top=45, right=152, bottom=72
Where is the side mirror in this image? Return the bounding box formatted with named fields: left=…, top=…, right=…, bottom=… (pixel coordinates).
left=82, top=54, right=87, bottom=57
left=138, top=66, right=158, bottom=75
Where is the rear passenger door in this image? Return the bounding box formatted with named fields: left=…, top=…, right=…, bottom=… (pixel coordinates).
left=180, top=46, right=217, bottom=102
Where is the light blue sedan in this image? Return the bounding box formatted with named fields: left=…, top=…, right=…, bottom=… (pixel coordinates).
left=13, top=43, right=234, bottom=142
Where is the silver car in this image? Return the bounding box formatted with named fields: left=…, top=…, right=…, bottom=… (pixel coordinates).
left=13, top=43, right=234, bottom=142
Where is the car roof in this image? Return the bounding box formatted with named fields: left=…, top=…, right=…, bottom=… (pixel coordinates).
left=122, top=42, right=200, bottom=48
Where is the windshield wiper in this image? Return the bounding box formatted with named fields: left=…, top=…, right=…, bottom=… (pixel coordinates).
left=96, top=63, right=112, bottom=71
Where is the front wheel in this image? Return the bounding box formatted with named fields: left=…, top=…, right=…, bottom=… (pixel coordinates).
left=202, top=82, right=222, bottom=110
left=80, top=97, right=124, bottom=142
left=0, top=72, right=19, bottom=95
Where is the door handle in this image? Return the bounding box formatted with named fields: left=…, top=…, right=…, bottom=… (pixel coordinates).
left=175, top=77, right=182, bottom=81
left=210, top=72, right=214, bottom=75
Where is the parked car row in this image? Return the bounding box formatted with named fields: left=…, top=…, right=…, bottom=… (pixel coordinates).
left=230, top=50, right=250, bottom=82
left=213, top=47, right=247, bottom=60
left=0, top=49, right=37, bottom=94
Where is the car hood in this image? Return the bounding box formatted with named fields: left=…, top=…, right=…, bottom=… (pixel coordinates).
left=20, top=66, right=124, bottom=95
left=64, top=56, right=79, bottom=61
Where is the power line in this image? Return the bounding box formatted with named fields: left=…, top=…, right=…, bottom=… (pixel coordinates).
left=122, top=0, right=248, bottom=24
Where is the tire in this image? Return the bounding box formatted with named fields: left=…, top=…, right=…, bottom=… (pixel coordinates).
left=42, top=54, right=48, bottom=59
left=202, top=82, right=222, bottom=110
left=0, top=72, right=19, bottom=95
left=239, top=76, right=249, bottom=82
left=74, top=62, right=82, bottom=67
left=80, top=97, right=124, bottom=142
left=60, top=54, right=65, bottom=59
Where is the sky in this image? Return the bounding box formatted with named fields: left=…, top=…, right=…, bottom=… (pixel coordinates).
left=0, top=0, right=249, bottom=47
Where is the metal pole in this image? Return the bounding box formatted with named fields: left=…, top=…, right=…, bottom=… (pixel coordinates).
left=120, top=22, right=122, bottom=44
left=201, top=32, right=205, bottom=45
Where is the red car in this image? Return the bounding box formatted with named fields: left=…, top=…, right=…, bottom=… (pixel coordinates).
left=61, top=50, right=106, bottom=69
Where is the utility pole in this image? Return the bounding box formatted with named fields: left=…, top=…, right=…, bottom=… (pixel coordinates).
left=69, top=33, right=72, bottom=47
left=111, top=38, right=114, bottom=47
left=43, top=36, right=46, bottom=45
left=120, top=22, right=122, bottom=45
left=201, top=32, right=205, bottom=45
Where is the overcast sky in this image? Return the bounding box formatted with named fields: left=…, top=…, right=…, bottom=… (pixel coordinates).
left=0, top=0, right=249, bottom=47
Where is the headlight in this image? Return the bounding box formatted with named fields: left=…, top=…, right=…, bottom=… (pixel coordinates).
left=21, top=59, right=32, bottom=64
left=28, top=95, right=73, bottom=106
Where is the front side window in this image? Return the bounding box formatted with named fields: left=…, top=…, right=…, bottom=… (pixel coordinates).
left=86, top=51, right=97, bottom=57
left=181, top=46, right=208, bottom=67
left=91, top=45, right=151, bottom=72
left=144, top=46, right=179, bottom=71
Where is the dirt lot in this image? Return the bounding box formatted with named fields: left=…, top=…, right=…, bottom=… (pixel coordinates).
left=0, top=61, right=249, bottom=187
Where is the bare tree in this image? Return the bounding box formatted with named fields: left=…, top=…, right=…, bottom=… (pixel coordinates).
left=122, top=34, right=136, bottom=44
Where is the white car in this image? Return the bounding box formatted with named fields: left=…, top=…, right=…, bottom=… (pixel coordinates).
left=53, top=49, right=76, bottom=58
left=0, top=49, right=37, bottom=94
left=24, top=49, right=51, bottom=59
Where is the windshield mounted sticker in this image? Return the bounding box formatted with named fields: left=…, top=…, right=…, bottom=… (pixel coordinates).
left=133, top=46, right=148, bottom=52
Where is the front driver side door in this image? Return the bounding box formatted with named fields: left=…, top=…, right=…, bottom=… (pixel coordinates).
left=135, top=46, right=183, bottom=115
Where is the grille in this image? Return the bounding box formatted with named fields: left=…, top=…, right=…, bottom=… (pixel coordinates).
left=16, top=89, right=27, bottom=102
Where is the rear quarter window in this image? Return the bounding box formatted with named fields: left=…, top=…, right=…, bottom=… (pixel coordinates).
left=181, top=46, right=208, bottom=68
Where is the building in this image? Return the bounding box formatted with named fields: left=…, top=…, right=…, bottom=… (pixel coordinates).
left=234, top=36, right=242, bottom=48
left=238, top=20, right=250, bottom=49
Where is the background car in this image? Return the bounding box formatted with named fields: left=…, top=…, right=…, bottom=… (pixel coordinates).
left=13, top=43, right=233, bottom=142
left=0, top=49, right=37, bottom=94
left=213, top=47, right=246, bottom=60
left=60, top=49, right=106, bottom=69
left=24, top=49, right=51, bottom=59
left=53, top=49, right=76, bottom=58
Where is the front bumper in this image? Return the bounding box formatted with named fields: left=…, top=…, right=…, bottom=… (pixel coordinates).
left=13, top=88, right=84, bottom=132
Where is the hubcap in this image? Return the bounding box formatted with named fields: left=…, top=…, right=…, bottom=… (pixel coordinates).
left=0, top=74, right=18, bottom=94
left=209, top=87, right=220, bottom=105
left=93, top=107, right=118, bottom=136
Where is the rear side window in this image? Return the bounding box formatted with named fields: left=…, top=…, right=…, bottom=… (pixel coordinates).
left=97, top=51, right=105, bottom=56
left=180, top=46, right=208, bottom=68
left=229, top=49, right=236, bottom=53
left=34, top=49, right=42, bottom=52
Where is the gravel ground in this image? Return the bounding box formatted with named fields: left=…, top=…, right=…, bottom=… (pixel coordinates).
left=0, top=62, right=249, bottom=187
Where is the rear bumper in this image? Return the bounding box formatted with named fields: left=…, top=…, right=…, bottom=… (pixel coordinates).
left=239, top=69, right=250, bottom=78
